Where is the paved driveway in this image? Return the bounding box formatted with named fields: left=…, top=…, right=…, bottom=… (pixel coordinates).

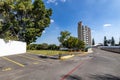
left=0, top=48, right=120, bottom=80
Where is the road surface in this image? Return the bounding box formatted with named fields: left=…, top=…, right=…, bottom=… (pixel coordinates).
left=0, top=48, right=120, bottom=80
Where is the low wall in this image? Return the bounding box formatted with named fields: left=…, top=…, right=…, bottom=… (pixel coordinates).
left=100, top=46, right=120, bottom=53
left=88, top=48, right=93, bottom=53
left=0, top=39, right=26, bottom=56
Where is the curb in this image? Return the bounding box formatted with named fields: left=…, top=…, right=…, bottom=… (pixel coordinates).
left=60, top=49, right=93, bottom=60
left=76, top=52, right=89, bottom=56
left=60, top=55, right=75, bottom=60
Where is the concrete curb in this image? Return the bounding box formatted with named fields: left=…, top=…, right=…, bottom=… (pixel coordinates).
left=60, top=55, right=75, bottom=60
left=76, top=52, right=89, bottom=56
left=60, top=49, right=93, bottom=60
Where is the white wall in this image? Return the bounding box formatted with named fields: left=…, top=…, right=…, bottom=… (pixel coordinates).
left=88, top=48, right=93, bottom=53
left=0, top=39, right=26, bottom=56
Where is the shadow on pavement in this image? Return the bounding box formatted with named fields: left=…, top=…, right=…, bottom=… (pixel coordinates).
left=62, top=75, right=82, bottom=80
left=38, top=55, right=58, bottom=60
left=90, top=74, right=120, bottom=80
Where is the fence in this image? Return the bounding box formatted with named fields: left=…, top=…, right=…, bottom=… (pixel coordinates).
left=0, top=39, right=26, bottom=56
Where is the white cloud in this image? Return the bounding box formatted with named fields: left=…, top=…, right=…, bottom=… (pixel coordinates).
left=55, top=2, right=58, bottom=5
left=50, top=19, right=54, bottom=23
left=91, top=30, right=95, bottom=33
left=47, top=0, right=56, bottom=3
left=46, top=0, right=67, bottom=5
left=60, top=0, right=66, bottom=2
left=43, top=31, right=46, bottom=34
left=103, top=24, right=112, bottom=27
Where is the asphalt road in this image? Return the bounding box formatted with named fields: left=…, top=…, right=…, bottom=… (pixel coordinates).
left=0, top=48, right=120, bottom=80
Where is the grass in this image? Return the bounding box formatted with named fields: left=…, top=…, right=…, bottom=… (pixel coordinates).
left=27, top=50, right=69, bottom=56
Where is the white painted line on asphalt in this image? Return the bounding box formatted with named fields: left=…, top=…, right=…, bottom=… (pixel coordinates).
left=2, top=57, right=25, bottom=67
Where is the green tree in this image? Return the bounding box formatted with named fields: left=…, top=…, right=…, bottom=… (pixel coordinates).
left=27, top=44, right=37, bottom=50
left=36, top=44, right=42, bottom=50
left=92, top=38, right=95, bottom=45
left=58, top=31, right=71, bottom=47
left=48, top=44, right=59, bottom=50
left=63, top=36, right=85, bottom=50
left=41, top=43, right=48, bottom=50
left=104, top=36, right=108, bottom=46
left=111, top=37, right=115, bottom=46
left=0, top=0, right=52, bottom=44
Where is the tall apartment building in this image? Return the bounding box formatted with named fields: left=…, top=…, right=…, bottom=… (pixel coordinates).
left=78, top=21, right=91, bottom=46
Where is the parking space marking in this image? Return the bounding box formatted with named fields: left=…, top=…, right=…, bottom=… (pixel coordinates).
left=2, top=67, right=12, bottom=71
left=33, top=62, right=39, bottom=64
left=18, top=55, right=46, bottom=62
left=2, top=57, right=25, bottom=67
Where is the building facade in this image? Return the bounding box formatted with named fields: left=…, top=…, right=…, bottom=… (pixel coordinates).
left=78, top=21, right=91, bottom=46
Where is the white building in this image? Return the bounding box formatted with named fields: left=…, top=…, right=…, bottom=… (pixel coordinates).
left=78, top=21, right=91, bottom=46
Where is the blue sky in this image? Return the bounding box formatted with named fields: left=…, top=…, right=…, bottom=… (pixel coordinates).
left=35, top=0, right=120, bottom=45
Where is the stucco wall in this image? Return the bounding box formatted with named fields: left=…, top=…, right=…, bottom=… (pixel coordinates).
left=0, top=39, right=26, bottom=56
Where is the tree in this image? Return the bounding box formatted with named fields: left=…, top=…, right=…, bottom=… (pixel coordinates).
left=27, top=43, right=59, bottom=50
left=0, top=0, right=52, bottom=44
left=92, top=38, right=95, bottom=45
left=63, top=36, right=85, bottom=50
left=36, top=44, right=42, bottom=50
left=111, top=37, right=115, bottom=46
left=58, top=31, right=71, bottom=47
left=48, top=44, right=59, bottom=50
left=104, top=36, right=108, bottom=46
left=27, top=44, right=37, bottom=50
left=41, top=43, right=48, bottom=50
